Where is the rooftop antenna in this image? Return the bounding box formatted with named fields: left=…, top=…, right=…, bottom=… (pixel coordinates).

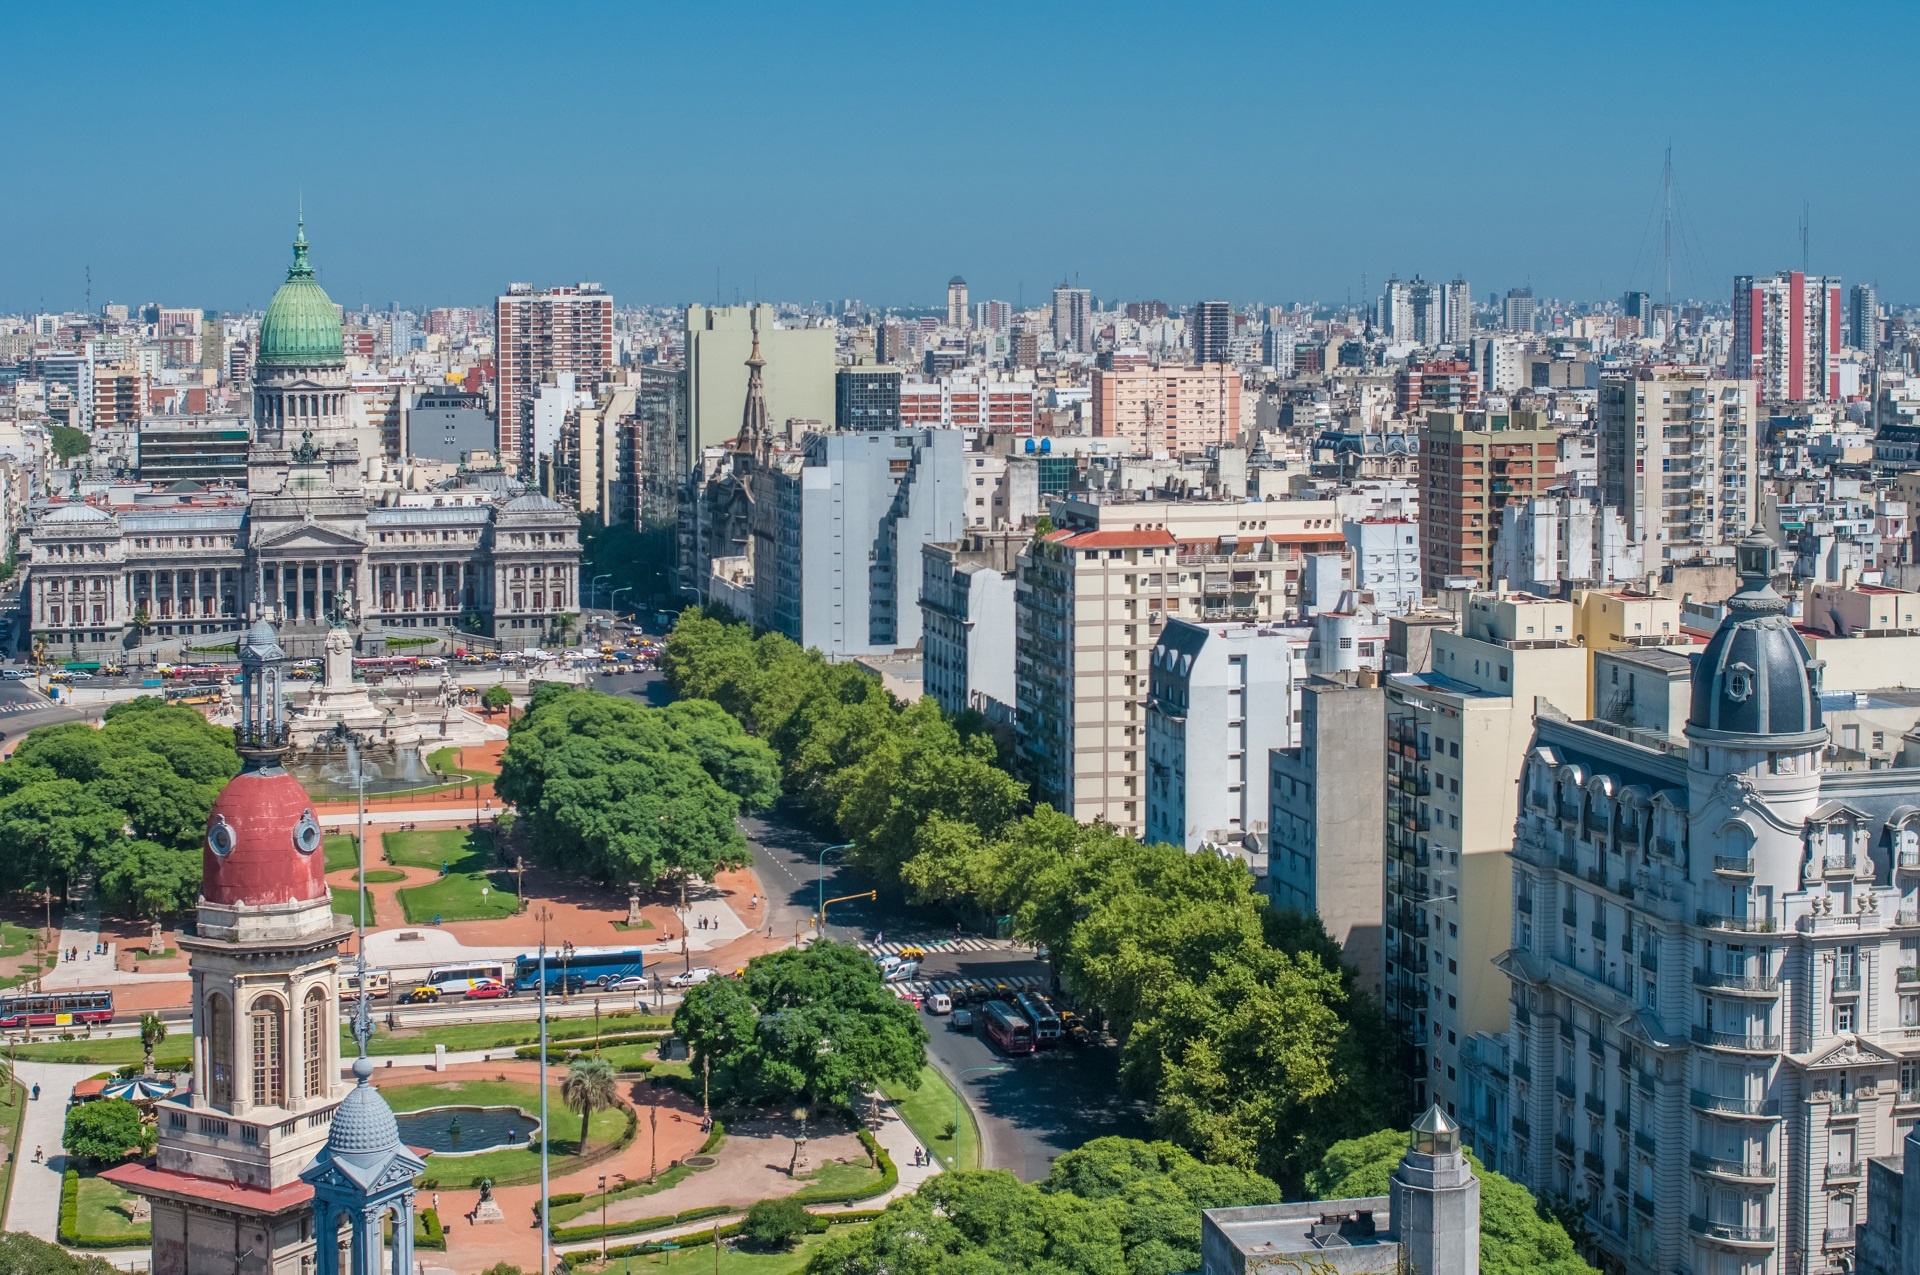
left=1661, top=146, right=1672, bottom=311
left=85, top=265, right=91, bottom=316
left=1800, top=203, right=1810, bottom=274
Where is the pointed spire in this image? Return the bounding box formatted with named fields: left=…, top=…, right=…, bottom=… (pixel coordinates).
left=289, top=210, right=314, bottom=280
left=738, top=306, right=771, bottom=457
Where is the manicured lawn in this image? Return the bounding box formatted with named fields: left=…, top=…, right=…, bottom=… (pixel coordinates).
left=426, top=745, right=499, bottom=782
left=323, top=834, right=361, bottom=873
left=881, top=1064, right=981, bottom=1171
left=358, top=869, right=405, bottom=884
left=0, top=922, right=35, bottom=959
left=385, top=1078, right=629, bottom=1187
left=388, top=829, right=518, bottom=923
left=13, top=1035, right=191, bottom=1068
left=330, top=887, right=377, bottom=927
left=385, top=828, right=483, bottom=870
left=594, top=1043, right=658, bottom=1072
left=548, top=1162, right=693, bottom=1223
left=76, top=1174, right=149, bottom=1241
left=0, top=1076, right=24, bottom=1213
left=792, top=1157, right=885, bottom=1201
left=350, top=1012, right=668, bottom=1057
left=576, top=1230, right=860, bottom=1273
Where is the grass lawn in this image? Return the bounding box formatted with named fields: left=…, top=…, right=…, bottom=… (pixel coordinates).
left=358, top=869, right=405, bottom=884
left=76, top=1174, right=149, bottom=1241
left=330, top=887, right=376, bottom=927
left=388, top=829, right=518, bottom=924
left=575, top=1230, right=859, bottom=1273
left=548, top=1162, right=693, bottom=1223
left=384, top=1078, right=629, bottom=1186
left=881, top=1064, right=981, bottom=1171
left=593, top=1043, right=658, bottom=1072
left=0, top=922, right=35, bottom=959
left=350, top=1012, right=668, bottom=1057
left=792, top=1157, right=885, bottom=1201
left=13, top=1035, right=191, bottom=1068
left=426, top=745, right=499, bottom=782
left=0, top=1076, right=24, bottom=1212
left=323, top=834, right=361, bottom=873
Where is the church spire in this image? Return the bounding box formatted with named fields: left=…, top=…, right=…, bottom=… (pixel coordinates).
left=738, top=308, right=771, bottom=459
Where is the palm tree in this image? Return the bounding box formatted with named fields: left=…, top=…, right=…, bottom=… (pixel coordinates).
left=139, top=1013, right=167, bottom=1077
left=561, top=1056, right=618, bottom=1156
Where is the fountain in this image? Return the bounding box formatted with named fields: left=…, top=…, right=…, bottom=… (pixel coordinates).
left=393, top=1105, right=539, bottom=1155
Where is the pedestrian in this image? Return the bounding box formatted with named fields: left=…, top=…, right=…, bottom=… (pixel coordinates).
left=32, top=1146, right=42, bottom=1163
left=432, top=1192, right=440, bottom=1215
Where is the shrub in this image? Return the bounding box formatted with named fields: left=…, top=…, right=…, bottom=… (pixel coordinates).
left=419, top=1208, right=445, bottom=1250
left=741, top=1196, right=810, bottom=1251
left=58, top=1170, right=78, bottom=1243
left=699, top=1119, right=725, bottom=1155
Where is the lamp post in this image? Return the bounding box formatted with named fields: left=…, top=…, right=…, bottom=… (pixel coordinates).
left=598, top=1174, right=608, bottom=1260
left=535, top=903, right=554, bottom=1275
left=950, top=1066, right=1005, bottom=1166
left=815, top=843, right=853, bottom=934
left=609, top=586, right=632, bottom=621
left=591, top=573, right=611, bottom=613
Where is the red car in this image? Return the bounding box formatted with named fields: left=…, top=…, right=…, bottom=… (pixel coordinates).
left=465, top=980, right=514, bottom=1000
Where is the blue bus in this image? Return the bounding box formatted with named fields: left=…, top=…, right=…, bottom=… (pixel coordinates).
left=514, top=948, right=647, bottom=992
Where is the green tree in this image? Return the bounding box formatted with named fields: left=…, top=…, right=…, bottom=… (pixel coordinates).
left=0, top=1230, right=124, bottom=1274
left=741, top=1196, right=812, bottom=1251
left=482, top=684, right=512, bottom=712
left=62, top=1098, right=145, bottom=1164
left=560, top=1056, right=618, bottom=1156
left=674, top=942, right=925, bottom=1107
left=48, top=426, right=89, bottom=462
left=1308, top=1130, right=1600, bottom=1275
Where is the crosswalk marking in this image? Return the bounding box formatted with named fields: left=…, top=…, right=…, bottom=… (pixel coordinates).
left=890, top=974, right=1047, bottom=999
left=861, top=937, right=1017, bottom=956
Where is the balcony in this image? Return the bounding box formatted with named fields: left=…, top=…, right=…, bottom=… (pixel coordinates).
left=1556, top=1076, right=1576, bottom=1100
left=1697, top=911, right=1777, bottom=933
left=1633, top=1192, right=1655, bottom=1217
left=1589, top=920, right=1608, bottom=942
left=1824, top=1226, right=1857, bottom=1248
left=1689, top=1216, right=1777, bottom=1246
left=1633, top=1130, right=1656, bottom=1155
left=1897, top=848, right=1920, bottom=871
left=1583, top=1093, right=1606, bottom=1118
left=1693, top=968, right=1781, bottom=995
left=1562, top=907, right=1579, bottom=928
left=1831, top=973, right=1862, bottom=996
left=1823, top=1092, right=1863, bottom=1116
left=1826, top=1161, right=1864, bottom=1182
left=1692, top=1026, right=1783, bottom=1051
left=1824, top=854, right=1856, bottom=876
left=1554, top=1134, right=1575, bottom=1159
left=1582, top=1150, right=1606, bottom=1176
left=1511, top=1059, right=1531, bottom=1082
left=1899, top=967, right=1920, bottom=986
left=1690, top=1090, right=1780, bottom=1118
left=1690, top=1152, right=1776, bottom=1181
left=1713, top=855, right=1755, bottom=876
left=1509, top=1115, right=1530, bottom=1140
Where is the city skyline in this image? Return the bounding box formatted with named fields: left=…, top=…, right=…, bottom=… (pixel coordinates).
left=7, top=2, right=1920, bottom=311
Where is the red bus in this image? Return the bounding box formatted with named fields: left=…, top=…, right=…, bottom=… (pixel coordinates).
left=981, top=1000, right=1034, bottom=1056
left=0, top=989, right=114, bottom=1029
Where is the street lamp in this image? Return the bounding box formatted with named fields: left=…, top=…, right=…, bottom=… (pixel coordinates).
left=816, top=843, right=854, bottom=932
left=591, top=573, right=611, bottom=612
left=950, top=1066, right=1005, bottom=1166
left=609, top=586, right=632, bottom=621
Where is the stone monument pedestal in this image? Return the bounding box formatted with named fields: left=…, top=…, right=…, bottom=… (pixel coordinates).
left=471, top=1196, right=505, bottom=1224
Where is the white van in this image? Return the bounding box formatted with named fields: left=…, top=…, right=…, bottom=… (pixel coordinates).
left=925, top=993, right=952, bottom=1015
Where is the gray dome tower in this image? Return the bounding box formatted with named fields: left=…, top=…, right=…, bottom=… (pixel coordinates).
left=1688, top=529, right=1824, bottom=740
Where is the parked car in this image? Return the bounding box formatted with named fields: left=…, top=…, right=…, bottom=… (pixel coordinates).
left=668, top=967, right=717, bottom=988
left=66, top=671, right=93, bottom=682
left=608, top=975, right=648, bottom=992
left=465, top=980, right=513, bottom=1000
left=949, top=1008, right=975, bottom=1032
left=400, top=986, right=442, bottom=1004
left=925, top=993, right=953, bottom=1016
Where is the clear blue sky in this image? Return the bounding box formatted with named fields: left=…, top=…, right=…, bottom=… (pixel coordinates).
left=6, top=1, right=1916, bottom=313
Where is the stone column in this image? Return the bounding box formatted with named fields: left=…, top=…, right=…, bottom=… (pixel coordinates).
left=387, top=1198, right=415, bottom=1275
left=310, top=1200, right=336, bottom=1275
left=353, top=1205, right=383, bottom=1275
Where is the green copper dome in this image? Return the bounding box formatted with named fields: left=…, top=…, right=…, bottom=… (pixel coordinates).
left=257, top=220, right=344, bottom=369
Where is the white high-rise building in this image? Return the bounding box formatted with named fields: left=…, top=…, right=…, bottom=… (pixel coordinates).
left=1443, top=278, right=1473, bottom=346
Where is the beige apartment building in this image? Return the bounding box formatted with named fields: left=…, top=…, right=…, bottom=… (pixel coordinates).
left=1015, top=496, right=1346, bottom=836
left=1384, top=590, right=1597, bottom=1116
left=1598, top=366, right=1756, bottom=566
left=1090, top=364, right=1243, bottom=455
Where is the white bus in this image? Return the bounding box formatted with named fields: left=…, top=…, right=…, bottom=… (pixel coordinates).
left=424, top=961, right=510, bottom=994
left=338, top=968, right=392, bottom=999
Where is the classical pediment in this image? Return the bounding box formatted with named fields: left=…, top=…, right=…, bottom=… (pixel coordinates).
left=1800, top=1036, right=1908, bottom=1069
left=252, top=523, right=367, bottom=553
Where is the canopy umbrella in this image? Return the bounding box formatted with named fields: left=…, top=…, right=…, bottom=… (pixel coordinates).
left=102, top=1077, right=175, bottom=1104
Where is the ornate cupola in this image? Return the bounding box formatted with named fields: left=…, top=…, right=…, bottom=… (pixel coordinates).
left=1687, top=529, right=1825, bottom=743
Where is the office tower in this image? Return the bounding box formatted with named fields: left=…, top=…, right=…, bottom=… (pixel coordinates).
left=1090, top=363, right=1242, bottom=453
left=1192, top=300, right=1232, bottom=365
left=946, top=276, right=969, bottom=328
left=1419, top=409, right=1559, bottom=592
left=1144, top=620, right=1294, bottom=853
left=1443, top=278, right=1472, bottom=345
left=227, top=339, right=252, bottom=387
left=921, top=531, right=1023, bottom=722
left=1383, top=590, right=1592, bottom=1120
left=1623, top=290, right=1652, bottom=326
left=495, top=282, right=614, bottom=472
left=636, top=365, right=686, bottom=524
left=1052, top=283, right=1092, bottom=355
left=1502, top=288, right=1537, bottom=334
left=684, top=304, right=834, bottom=461
left=1127, top=300, right=1169, bottom=323
left=835, top=365, right=903, bottom=431
left=976, top=299, right=1013, bottom=332
left=1409, top=278, right=1443, bottom=346
left=199, top=310, right=223, bottom=373
left=754, top=428, right=967, bottom=658
left=1015, top=498, right=1347, bottom=838
left=1381, top=277, right=1414, bottom=341
left=1268, top=673, right=1388, bottom=994
left=1262, top=324, right=1296, bottom=375
left=1499, top=530, right=1920, bottom=1274
left=1598, top=366, right=1755, bottom=565
left=1851, top=282, right=1880, bottom=358
left=1731, top=271, right=1842, bottom=401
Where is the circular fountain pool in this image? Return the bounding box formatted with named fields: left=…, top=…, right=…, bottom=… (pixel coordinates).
left=394, top=1105, right=540, bottom=1156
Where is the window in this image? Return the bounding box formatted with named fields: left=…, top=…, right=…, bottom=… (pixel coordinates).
left=251, top=997, right=286, bottom=1108
left=303, top=987, right=327, bottom=1098
left=1835, top=1004, right=1855, bottom=1034
left=208, top=993, right=233, bottom=1107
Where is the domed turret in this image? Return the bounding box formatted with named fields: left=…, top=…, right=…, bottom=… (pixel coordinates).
left=203, top=770, right=327, bottom=908
left=1688, top=529, right=1824, bottom=739
left=257, top=219, right=344, bottom=370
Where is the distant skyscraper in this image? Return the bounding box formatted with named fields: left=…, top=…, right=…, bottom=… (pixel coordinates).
left=976, top=299, right=1013, bottom=331
left=1442, top=277, right=1472, bottom=345
left=946, top=276, right=969, bottom=329
left=1732, top=271, right=1842, bottom=401
left=1501, top=287, right=1537, bottom=334
left=1623, top=290, right=1652, bottom=321
left=835, top=365, right=903, bottom=431
left=1408, top=278, right=1441, bottom=346
left=1850, top=282, right=1880, bottom=358
left=1052, top=284, right=1092, bottom=355
left=1262, top=325, right=1296, bottom=376
left=496, top=282, right=614, bottom=473
left=1192, top=300, right=1231, bottom=364
left=1381, top=277, right=1413, bottom=341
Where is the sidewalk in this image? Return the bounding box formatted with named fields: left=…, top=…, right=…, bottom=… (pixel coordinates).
left=4, top=1060, right=107, bottom=1240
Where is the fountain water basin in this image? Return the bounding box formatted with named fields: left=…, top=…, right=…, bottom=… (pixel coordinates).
left=394, top=1105, right=541, bottom=1156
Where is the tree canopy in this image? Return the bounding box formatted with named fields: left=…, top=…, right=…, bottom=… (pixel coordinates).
left=0, top=1231, right=124, bottom=1275
left=0, top=698, right=239, bottom=916
left=63, top=1097, right=149, bottom=1163
left=661, top=610, right=1407, bottom=1192
left=672, top=941, right=925, bottom=1107
left=1307, top=1130, right=1600, bottom=1275
left=496, top=686, right=778, bottom=888
left=805, top=1137, right=1278, bottom=1275
left=48, top=425, right=89, bottom=462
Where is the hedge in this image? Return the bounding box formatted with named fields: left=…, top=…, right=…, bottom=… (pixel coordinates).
left=792, top=1129, right=897, bottom=1206
left=552, top=1201, right=728, bottom=1243
left=699, top=1119, right=725, bottom=1155
left=58, top=1169, right=152, bottom=1249
left=513, top=1031, right=667, bottom=1061
left=419, top=1207, right=446, bottom=1251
